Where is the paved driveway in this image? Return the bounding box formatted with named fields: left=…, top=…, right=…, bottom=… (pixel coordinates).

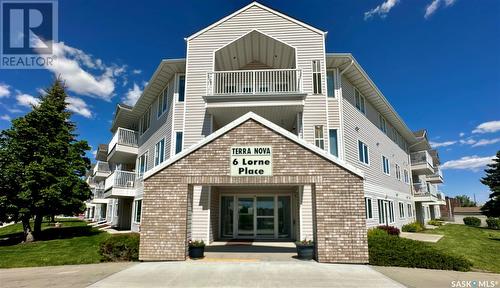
left=88, top=261, right=404, bottom=288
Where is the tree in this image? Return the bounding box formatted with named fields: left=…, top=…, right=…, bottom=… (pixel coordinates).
left=455, top=195, right=477, bottom=207
left=481, top=151, right=500, bottom=217
left=0, top=79, right=91, bottom=241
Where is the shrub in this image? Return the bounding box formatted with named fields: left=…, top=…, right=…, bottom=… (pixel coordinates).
left=189, top=239, right=206, bottom=248
left=463, top=217, right=481, bottom=227
left=486, top=218, right=500, bottom=230
left=402, top=222, right=424, bottom=232
left=295, top=239, right=314, bottom=246
left=99, top=233, right=140, bottom=262
left=376, top=225, right=400, bottom=236
left=428, top=220, right=444, bottom=226
left=368, top=229, right=472, bottom=271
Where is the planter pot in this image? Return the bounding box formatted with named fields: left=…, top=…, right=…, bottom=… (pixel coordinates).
left=296, top=245, right=314, bottom=260
left=189, top=246, right=205, bottom=259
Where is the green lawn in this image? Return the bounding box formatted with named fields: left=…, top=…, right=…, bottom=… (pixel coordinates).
left=0, top=218, right=110, bottom=268
left=424, top=224, right=500, bottom=273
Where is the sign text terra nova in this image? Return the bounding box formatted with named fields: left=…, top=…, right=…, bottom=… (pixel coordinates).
left=230, top=146, right=272, bottom=176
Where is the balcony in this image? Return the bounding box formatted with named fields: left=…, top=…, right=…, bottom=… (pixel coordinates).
left=427, top=166, right=444, bottom=184
left=413, top=183, right=445, bottom=205
left=104, top=170, right=136, bottom=198
left=410, top=150, right=434, bottom=175
left=91, top=187, right=108, bottom=204
left=205, top=69, right=305, bottom=131
left=92, top=161, right=111, bottom=180
left=107, top=128, right=139, bottom=163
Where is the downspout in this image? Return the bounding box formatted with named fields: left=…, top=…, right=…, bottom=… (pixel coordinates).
left=336, top=59, right=354, bottom=161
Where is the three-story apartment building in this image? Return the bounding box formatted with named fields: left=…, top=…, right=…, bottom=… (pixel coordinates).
left=84, top=2, right=445, bottom=263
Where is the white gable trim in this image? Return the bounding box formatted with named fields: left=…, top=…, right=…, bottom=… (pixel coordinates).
left=186, top=2, right=326, bottom=41
left=144, top=112, right=364, bottom=180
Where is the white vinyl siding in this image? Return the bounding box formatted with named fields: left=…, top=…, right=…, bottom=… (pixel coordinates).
left=184, top=5, right=326, bottom=148
left=382, top=155, right=390, bottom=175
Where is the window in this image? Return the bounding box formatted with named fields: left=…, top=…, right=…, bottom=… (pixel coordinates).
left=379, top=114, right=387, bottom=134
left=407, top=203, right=413, bottom=217
left=134, top=199, right=142, bottom=223
left=312, top=60, right=322, bottom=94
left=314, top=125, right=324, bottom=149
left=175, top=131, right=183, bottom=154
left=365, top=197, right=373, bottom=219
left=377, top=199, right=385, bottom=224
left=154, top=139, right=165, bottom=166
left=389, top=201, right=395, bottom=223
left=382, top=156, right=390, bottom=175
left=140, top=106, right=151, bottom=135
left=399, top=202, right=405, bottom=218
left=137, top=152, right=148, bottom=178
left=157, top=88, right=168, bottom=117
left=355, top=89, right=365, bottom=114
left=403, top=169, right=409, bottom=184
left=395, top=164, right=401, bottom=180
left=327, top=70, right=335, bottom=98
left=358, top=140, right=369, bottom=165
left=329, top=129, right=338, bottom=157
left=178, top=75, right=185, bottom=102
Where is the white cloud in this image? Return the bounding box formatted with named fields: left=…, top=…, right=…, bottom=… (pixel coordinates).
left=16, top=94, right=40, bottom=108
left=459, top=138, right=476, bottom=145
left=92, top=150, right=97, bottom=157
left=132, top=69, right=142, bottom=74
left=66, top=97, right=93, bottom=118
left=472, top=120, right=500, bottom=134
left=459, top=132, right=465, bottom=137
left=36, top=41, right=127, bottom=101
left=122, top=83, right=143, bottom=106
left=471, top=138, right=500, bottom=147
left=0, top=114, right=11, bottom=121
left=364, top=0, right=399, bottom=20
left=441, top=155, right=494, bottom=171
left=0, top=83, right=10, bottom=98
left=429, top=140, right=457, bottom=148
left=425, top=0, right=457, bottom=19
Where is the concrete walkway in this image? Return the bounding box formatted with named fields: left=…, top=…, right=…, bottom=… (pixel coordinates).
left=400, top=232, right=443, bottom=243
left=89, top=261, right=404, bottom=288
left=0, top=262, right=134, bottom=288
left=373, top=266, right=500, bottom=288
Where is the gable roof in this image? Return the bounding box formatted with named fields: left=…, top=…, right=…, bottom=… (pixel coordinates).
left=186, top=2, right=326, bottom=41
left=144, top=112, right=364, bottom=180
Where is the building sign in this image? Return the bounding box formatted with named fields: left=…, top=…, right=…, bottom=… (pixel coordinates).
left=230, top=146, right=272, bottom=176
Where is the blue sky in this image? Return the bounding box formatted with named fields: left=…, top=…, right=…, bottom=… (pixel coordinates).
left=0, top=0, right=499, bottom=203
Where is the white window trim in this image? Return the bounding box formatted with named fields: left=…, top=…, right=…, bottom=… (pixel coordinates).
left=174, top=130, right=183, bottom=154
left=157, top=86, right=169, bottom=119
left=382, top=155, right=390, bottom=176
left=377, top=198, right=385, bottom=225
left=388, top=201, right=395, bottom=224
left=357, top=139, right=370, bottom=166
left=399, top=202, right=405, bottom=219
left=176, top=74, right=186, bottom=103
left=354, top=88, right=366, bottom=115
left=407, top=203, right=413, bottom=218
left=312, top=60, right=322, bottom=95
left=326, top=69, right=336, bottom=99
left=365, top=197, right=373, bottom=219
left=395, top=164, right=401, bottom=181
left=133, top=199, right=143, bottom=224
left=137, top=151, right=149, bottom=178
left=314, top=125, right=325, bottom=150
left=403, top=169, right=410, bottom=184
left=154, top=138, right=166, bottom=166
left=140, top=106, right=152, bottom=136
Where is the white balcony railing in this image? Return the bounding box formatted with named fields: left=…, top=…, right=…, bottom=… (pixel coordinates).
left=207, top=69, right=303, bottom=96
left=93, top=161, right=110, bottom=175
left=108, top=128, right=138, bottom=152
left=410, top=150, right=434, bottom=167
left=93, top=188, right=105, bottom=199
left=104, top=170, right=136, bottom=191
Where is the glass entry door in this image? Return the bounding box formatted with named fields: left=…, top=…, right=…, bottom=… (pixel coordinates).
left=237, top=198, right=254, bottom=237
left=221, top=194, right=292, bottom=239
